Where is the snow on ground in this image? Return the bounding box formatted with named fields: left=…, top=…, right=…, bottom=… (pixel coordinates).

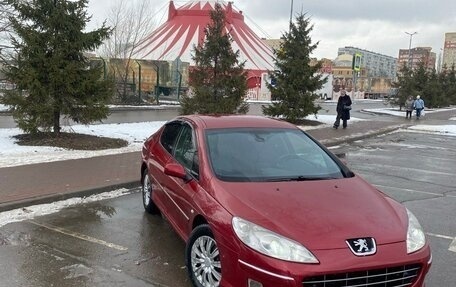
left=0, top=122, right=166, bottom=168
left=406, top=125, right=456, bottom=136
left=363, top=107, right=456, bottom=136
left=364, top=107, right=456, bottom=117
left=0, top=188, right=133, bottom=228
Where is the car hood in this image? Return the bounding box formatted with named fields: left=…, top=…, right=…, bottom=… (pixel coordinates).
left=213, top=176, right=407, bottom=250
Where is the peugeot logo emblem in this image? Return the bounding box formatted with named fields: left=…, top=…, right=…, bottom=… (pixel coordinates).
left=346, top=237, right=377, bottom=256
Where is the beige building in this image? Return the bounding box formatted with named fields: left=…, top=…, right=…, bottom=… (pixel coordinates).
left=443, top=32, right=456, bottom=69
left=331, top=54, right=367, bottom=99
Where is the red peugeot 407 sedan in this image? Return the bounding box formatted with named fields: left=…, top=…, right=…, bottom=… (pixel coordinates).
left=140, top=115, right=431, bottom=287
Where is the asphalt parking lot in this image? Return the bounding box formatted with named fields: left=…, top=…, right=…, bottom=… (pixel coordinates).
left=0, top=130, right=454, bottom=286
left=331, top=129, right=456, bottom=286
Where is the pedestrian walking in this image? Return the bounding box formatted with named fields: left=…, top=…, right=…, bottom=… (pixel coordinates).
left=413, top=95, right=425, bottom=119
left=333, top=89, right=352, bottom=129
left=405, top=96, right=414, bottom=119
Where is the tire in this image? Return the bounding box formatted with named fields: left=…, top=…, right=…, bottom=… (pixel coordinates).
left=186, top=224, right=222, bottom=287
left=142, top=169, right=159, bottom=214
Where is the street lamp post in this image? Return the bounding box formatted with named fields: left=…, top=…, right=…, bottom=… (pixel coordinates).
left=130, top=67, right=136, bottom=93
left=176, top=70, right=182, bottom=101
left=135, top=60, right=142, bottom=104
left=151, top=62, right=160, bottom=105
left=289, top=0, right=294, bottom=32
left=405, top=31, right=417, bottom=69
left=438, top=48, right=443, bottom=73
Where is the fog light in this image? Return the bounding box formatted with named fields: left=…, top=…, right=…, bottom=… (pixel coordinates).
left=248, top=279, right=263, bottom=287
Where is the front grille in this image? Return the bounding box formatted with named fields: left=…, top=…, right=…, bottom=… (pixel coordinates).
left=303, top=264, right=421, bottom=287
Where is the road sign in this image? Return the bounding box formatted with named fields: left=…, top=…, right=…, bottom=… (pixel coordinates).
left=352, top=53, right=362, bottom=71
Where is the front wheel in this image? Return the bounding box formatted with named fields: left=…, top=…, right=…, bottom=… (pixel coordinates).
left=186, top=224, right=222, bottom=287
left=142, top=169, right=159, bottom=214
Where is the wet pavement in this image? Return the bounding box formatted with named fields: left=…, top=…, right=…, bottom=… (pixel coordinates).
left=332, top=131, right=456, bottom=287
left=0, top=193, right=190, bottom=287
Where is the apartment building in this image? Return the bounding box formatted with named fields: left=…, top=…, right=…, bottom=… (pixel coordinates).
left=338, top=46, right=397, bottom=79
left=397, top=47, right=436, bottom=71
left=443, top=32, right=456, bottom=69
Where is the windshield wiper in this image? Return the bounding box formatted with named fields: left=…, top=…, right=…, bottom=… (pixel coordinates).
left=264, top=176, right=328, bottom=182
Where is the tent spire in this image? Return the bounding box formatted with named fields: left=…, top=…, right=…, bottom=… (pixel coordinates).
left=168, top=1, right=177, bottom=21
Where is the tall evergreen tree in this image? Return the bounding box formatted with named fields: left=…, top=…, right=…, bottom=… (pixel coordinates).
left=424, top=68, right=445, bottom=108
left=393, top=64, right=415, bottom=110
left=441, top=65, right=456, bottom=105
left=262, top=13, right=325, bottom=124
left=1, top=0, right=113, bottom=135
left=412, top=61, right=429, bottom=95
left=395, top=61, right=456, bottom=109
left=180, top=3, right=248, bottom=115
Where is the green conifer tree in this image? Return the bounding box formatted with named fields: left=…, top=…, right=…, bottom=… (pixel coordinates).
left=424, top=68, right=445, bottom=108
left=180, top=3, right=248, bottom=115
left=1, top=0, right=113, bottom=135
left=441, top=65, right=456, bottom=105
left=394, top=64, right=415, bottom=109
left=262, top=13, right=325, bottom=124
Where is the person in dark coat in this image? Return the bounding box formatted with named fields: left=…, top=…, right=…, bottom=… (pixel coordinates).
left=333, top=89, right=352, bottom=129
left=405, top=96, right=414, bottom=119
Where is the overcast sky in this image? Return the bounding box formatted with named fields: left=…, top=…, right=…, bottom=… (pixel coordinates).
left=86, top=0, right=456, bottom=60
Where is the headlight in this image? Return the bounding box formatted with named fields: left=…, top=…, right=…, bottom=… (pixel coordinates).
left=232, top=217, right=319, bottom=263
left=406, top=209, right=426, bottom=254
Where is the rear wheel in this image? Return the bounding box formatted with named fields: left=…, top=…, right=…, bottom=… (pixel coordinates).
left=186, top=224, right=222, bottom=287
left=142, top=169, right=159, bottom=214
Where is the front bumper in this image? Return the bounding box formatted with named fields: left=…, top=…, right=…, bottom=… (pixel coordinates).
left=220, top=241, right=431, bottom=287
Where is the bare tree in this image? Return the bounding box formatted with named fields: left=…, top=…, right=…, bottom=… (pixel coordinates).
left=0, top=1, right=15, bottom=81
left=99, top=0, right=156, bottom=103
left=0, top=0, right=14, bottom=44
left=0, top=1, right=12, bottom=34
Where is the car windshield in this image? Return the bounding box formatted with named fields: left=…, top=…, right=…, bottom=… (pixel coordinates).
left=206, top=128, right=345, bottom=182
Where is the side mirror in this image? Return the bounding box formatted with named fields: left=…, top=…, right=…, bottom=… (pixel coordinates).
left=164, top=163, right=191, bottom=182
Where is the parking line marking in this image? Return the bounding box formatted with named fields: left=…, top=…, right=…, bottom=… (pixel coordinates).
left=426, top=232, right=456, bottom=253
left=373, top=184, right=442, bottom=197
left=450, top=238, right=456, bottom=253
left=426, top=232, right=453, bottom=240
left=29, top=221, right=128, bottom=251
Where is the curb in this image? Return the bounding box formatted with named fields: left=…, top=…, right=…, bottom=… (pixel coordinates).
left=321, top=124, right=409, bottom=147
left=0, top=181, right=140, bottom=213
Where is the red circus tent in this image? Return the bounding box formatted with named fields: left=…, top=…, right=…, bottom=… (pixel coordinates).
left=133, top=1, right=275, bottom=89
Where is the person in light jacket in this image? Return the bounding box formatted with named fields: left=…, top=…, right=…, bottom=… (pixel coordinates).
left=333, top=89, right=352, bottom=129
left=413, top=95, right=425, bottom=119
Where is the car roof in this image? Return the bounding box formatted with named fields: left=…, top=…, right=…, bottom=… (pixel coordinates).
left=180, top=115, right=298, bottom=130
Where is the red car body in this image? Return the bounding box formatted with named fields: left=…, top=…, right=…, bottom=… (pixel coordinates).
left=140, top=115, right=431, bottom=287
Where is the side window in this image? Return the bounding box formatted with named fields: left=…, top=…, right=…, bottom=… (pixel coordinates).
left=160, top=122, right=182, bottom=154
left=174, top=124, right=199, bottom=179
